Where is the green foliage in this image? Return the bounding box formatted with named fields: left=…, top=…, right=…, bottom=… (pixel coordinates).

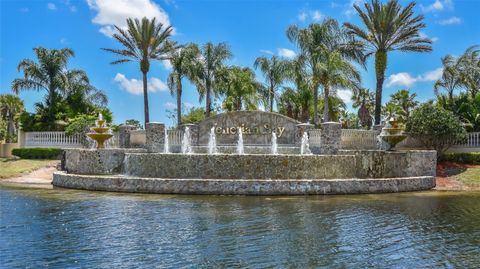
left=181, top=107, right=215, bottom=124
left=341, top=112, right=361, bottom=129
left=0, top=94, right=24, bottom=142
left=12, top=148, right=63, bottom=159
left=64, top=109, right=113, bottom=137
left=254, top=55, right=289, bottom=112
left=441, top=152, right=480, bottom=164
left=385, top=89, right=418, bottom=123
left=438, top=93, right=480, bottom=131
left=406, top=103, right=467, bottom=155
left=218, top=66, right=261, bottom=111
left=124, top=119, right=143, bottom=129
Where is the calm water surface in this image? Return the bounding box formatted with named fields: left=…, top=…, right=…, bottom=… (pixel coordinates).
left=1, top=185, right=480, bottom=268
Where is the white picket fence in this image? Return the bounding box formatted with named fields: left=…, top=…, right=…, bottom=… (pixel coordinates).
left=308, top=129, right=378, bottom=149
left=24, top=132, right=82, bottom=148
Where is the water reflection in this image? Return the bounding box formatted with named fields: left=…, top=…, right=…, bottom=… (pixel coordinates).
left=1, top=186, right=480, bottom=268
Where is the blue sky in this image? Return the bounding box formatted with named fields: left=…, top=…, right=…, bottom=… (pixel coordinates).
left=1, top=0, right=479, bottom=126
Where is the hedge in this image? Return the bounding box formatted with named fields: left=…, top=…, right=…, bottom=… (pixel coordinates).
left=12, top=148, right=63, bottom=159
left=441, top=152, right=480, bottom=164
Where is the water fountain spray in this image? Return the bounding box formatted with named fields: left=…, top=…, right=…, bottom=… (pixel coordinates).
left=181, top=127, right=193, bottom=154
left=300, top=132, right=312, bottom=155
left=271, top=132, right=278, bottom=155
left=237, top=128, right=244, bottom=155
left=164, top=128, right=170, bottom=153
left=208, top=126, right=218, bottom=154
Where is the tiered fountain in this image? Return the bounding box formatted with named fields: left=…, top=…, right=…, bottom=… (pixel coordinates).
left=379, top=117, right=407, bottom=151
left=87, top=113, right=113, bottom=149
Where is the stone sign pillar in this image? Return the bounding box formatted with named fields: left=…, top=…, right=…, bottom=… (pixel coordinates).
left=320, top=122, right=342, bottom=154
left=295, top=123, right=314, bottom=146
left=118, top=125, right=137, bottom=148
left=179, top=124, right=199, bottom=146
left=145, top=122, right=165, bottom=152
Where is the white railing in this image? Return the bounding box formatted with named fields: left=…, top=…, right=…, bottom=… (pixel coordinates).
left=308, top=129, right=322, bottom=146
left=455, top=132, right=480, bottom=148
left=168, top=129, right=183, bottom=146
left=341, top=129, right=377, bottom=149
left=24, top=131, right=82, bottom=148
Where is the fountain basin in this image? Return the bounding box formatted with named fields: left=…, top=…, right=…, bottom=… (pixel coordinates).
left=53, top=172, right=435, bottom=195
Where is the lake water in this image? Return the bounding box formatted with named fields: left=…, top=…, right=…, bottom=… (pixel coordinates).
left=1, top=186, right=480, bottom=268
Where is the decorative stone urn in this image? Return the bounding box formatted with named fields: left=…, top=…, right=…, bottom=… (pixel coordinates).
left=380, top=117, right=407, bottom=151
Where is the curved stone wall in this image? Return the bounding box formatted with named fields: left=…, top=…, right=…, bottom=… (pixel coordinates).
left=53, top=172, right=436, bottom=195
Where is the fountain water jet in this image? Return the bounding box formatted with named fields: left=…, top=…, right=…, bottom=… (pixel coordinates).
left=181, top=127, right=193, bottom=154
left=271, top=132, right=278, bottom=155
left=300, top=132, right=312, bottom=155
left=208, top=126, right=218, bottom=154
left=164, top=128, right=170, bottom=153
left=237, top=128, right=244, bottom=155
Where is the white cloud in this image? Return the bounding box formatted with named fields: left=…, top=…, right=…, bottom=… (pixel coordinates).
left=60, top=38, right=69, bottom=45
left=337, top=89, right=353, bottom=104
left=386, top=68, right=443, bottom=87
left=437, top=16, right=463, bottom=25
left=421, top=0, right=453, bottom=13
left=260, top=49, right=274, bottom=55
left=298, top=11, right=307, bottom=22
left=162, top=59, right=172, bottom=70
left=47, top=3, right=56, bottom=10
left=164, top=102, right=176, bottom=109
left=297, top=9, right=323, bottom=22
left=311, top=10, right=322, bottom=21
left=419, top=31, right=439, bottom=42
left=114, top=73, right=168, bottom=95
left=278, top=48, right=296, bottom=59
left=86, top=0, right=172, bottom=37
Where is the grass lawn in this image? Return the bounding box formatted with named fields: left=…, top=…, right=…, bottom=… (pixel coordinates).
left=0, top=158, right=54, bottom=179
left=456, top=167, right=480, bottom=185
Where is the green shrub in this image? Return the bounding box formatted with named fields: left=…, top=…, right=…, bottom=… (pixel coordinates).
left=406, top=103, right=467, bottom=156
left=441, top=152, right=480, bottom=164
left=12, top=148, right=63, bottom=159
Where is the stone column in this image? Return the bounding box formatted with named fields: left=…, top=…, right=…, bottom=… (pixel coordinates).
left=118, top=125, right=137, bottom=148
left=295, top=123, right=314, bottom=146
left=145, top=122, right=165, bottom=152
left=320, top=122, right=342, bottom=154
left=17, top=128, right=25, bottom=148
left=179, top=124, right=199, bottom=146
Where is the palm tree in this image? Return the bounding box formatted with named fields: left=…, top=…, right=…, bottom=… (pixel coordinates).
left=254, top=56, right=289, bottom=112
left=434, top=55, right=464, bottom=101
left=389, top=89, right=418, bottom=122
left=344, top=0, right=432, bottom=125
left=103, top=17, right=175, bottom=126
left=191, top=42, right=232, bottom=117
left=218, top=66, right=261, bottom=111
left=167, top=43, right=200, bottom=126
left=458, top=45, right=480, bottom=98
left=286, top=56, right=313, bottom=122
left=12, top=47, right=75, bottom=121
left=0, top=94, right=24, bottom=143
left=288, top=18, right=364, bottom=124
left=352, top=88, right=374, bottom=129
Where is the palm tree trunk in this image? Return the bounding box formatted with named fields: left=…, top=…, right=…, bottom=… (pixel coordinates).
left=270, top=88, right=274, bottom=112
left=374, top=51, right=387, bottom=125
left=323, top=85, right=330, bottom=122
left=176, top=77, right=182, bottom=127
left=313, top=83, right=319, bottom=125
left=142, top=72, right=150, bottom=126
left=6, top=115, right=13, bottom=143
left=206, top=80, right=211, bottom=117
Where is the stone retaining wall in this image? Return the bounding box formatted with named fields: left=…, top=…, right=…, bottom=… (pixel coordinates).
left=53, top=172, right=436, bottom=195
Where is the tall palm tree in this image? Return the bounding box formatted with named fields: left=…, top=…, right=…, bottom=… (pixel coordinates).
left=167, top=43, right=200, bottom=126
left=12, top=47, right=75, bottom=121
left=352, top=88, right=374, bottom=129
left=191, top=42, right=232, bottom=117
left=344, top=0, right=432, bottom=125
left=286, top=56, right=313, bottom=122
left=103, top=17, right=175, bottom=126
left=63, top=70, right=108, bottom=117
left=218, top=66, right=261, bottom=111
left=458, top=45, right=480, bottom=98
left=288, top=18, right=364, bottom=124
left=254, top=56, right=289, bottom=112
left=0, top=94, right=24, bottom=143
left=434, top=55, right=464, bottom=101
